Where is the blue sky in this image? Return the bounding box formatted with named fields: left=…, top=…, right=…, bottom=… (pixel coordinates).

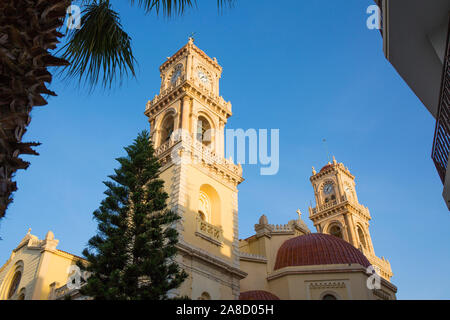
left=1, top=0, right=449, bottom=299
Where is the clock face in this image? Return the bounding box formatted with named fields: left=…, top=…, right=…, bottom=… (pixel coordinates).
left=323, top=183, right=334, bottom=195
left=197, top=70, right=209, bottom=84
left=171, top=68, right=182, bottom=84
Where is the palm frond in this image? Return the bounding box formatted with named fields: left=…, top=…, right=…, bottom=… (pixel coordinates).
left=128, top=0, right=195, bottom=16
left=59, top=0, right=136, bottom=89
left=128, top=0, right=234, bottom=17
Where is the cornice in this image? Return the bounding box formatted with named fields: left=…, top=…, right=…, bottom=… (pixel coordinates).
left=177, top=242, right=247, bottom=279
left=309, top=200, right=371, bottom=224
left=159, top=40, right=222, bottom=73
left=239, top=252, right=268, bottom=264
left=145, top=80, right=232, bottom=121
left=267, top=263, right=397, bottom=292
left=310, top=163, right=355, bottom=182
left=267, top=264, right=368, bottom=281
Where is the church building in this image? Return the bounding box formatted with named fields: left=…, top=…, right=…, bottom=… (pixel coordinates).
left=0, top=39, right=397, bottom=300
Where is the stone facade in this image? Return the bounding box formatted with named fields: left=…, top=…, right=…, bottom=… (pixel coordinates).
left=0, top=39, right=398, bottom=300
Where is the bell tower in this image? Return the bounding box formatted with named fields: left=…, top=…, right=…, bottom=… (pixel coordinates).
left=144, top=38, right=246, bottom=300
left=308, top=157, right=393, bottom=281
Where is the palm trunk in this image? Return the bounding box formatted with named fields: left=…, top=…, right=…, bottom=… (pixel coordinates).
left=0, top=0, right=71, bottom=218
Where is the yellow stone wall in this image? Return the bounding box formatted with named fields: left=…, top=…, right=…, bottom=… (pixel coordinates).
left=0, top=232, right=83, bottom=300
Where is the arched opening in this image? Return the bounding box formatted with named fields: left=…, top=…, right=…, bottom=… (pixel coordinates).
left=7, top=271, right=22, bottom=299
left=199, top=184, right=221, bottom=225
left=198, top=292, right=211, bottom=300
left=159, top=114, right=175, bottom=146
left=196, top=116, right=212, bottom=147
left=357, top=226, right=367, bottom=250
left=198, top=191, right=211, bottom=223
left=329, top=225, right=343, bottom=239
left=322, top=294, right=337, bottom=300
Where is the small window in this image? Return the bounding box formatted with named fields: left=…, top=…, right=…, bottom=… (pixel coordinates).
left=322, top=294, right=337, bottom=300
left=7, top=271, right=22, bottom=299
left=198, top=292, right=211, bottom=300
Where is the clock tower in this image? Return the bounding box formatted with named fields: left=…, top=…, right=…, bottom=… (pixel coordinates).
left=308, top=157, right=393, bottom=281
left=144, top=38, right=246, bottom=300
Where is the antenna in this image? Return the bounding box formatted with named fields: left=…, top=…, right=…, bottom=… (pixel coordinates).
left=322, top=138, right=331, bottom=163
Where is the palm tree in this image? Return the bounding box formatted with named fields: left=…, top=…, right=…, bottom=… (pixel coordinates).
left=0, top=0, right=232, bottom=218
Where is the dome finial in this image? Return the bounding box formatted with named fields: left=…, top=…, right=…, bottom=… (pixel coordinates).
left=332, top=155, right=337, bottom=165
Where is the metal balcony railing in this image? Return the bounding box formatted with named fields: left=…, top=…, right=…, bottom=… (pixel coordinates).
left=432, top=21, right=450, bottom=184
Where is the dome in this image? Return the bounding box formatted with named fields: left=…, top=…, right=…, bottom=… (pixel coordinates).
left=239, top=290, right=280, bottom=300
left=274, top=233, right=371, bottom=270
left=320, top=163, right=334, bottom=172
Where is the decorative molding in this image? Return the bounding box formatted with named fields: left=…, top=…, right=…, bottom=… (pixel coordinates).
left=239, top=252, right=267, bottom=264
left=309, top=281, right=346, bottom=290
left=176, top=242, right=247, bottom=280
left=145, top=81, right=231, bottom=122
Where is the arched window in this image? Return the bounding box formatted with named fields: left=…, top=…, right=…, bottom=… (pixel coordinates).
left=329, top=225, right=343, bottom=239
left=322, top=294, right=337, bottom=300
left=357, top=226, right=367, bottom=249
left=198, top=292, right=211, bottom=300
left=198, top=191, right=211, bottom=223
left=7, top=271, right=22, bottom=299
left=159, top=114, right=174, bottom=145
left=196, top=116, right=212, bottom=147
left=199, top=185, right=220, bottom=225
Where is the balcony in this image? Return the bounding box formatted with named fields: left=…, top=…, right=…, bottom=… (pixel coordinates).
left=309, top=195, right=371, bottom=220
left=432, top=21, right=450, bottom=209
left=195, top=217, right=223, bottom=246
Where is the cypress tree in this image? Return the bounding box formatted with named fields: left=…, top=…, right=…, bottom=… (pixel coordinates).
left=79, top=130, right=187, bottom=300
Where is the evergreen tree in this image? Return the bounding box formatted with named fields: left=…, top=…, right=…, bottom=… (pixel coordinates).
left=79, top=130, right=187, bottom=300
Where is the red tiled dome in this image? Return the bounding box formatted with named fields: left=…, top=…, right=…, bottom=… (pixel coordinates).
left=274, top=233, right=371, bottom=270
left=239, top=290, right=280, bottom=300
left=320, top=163, right=334, bottom=172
